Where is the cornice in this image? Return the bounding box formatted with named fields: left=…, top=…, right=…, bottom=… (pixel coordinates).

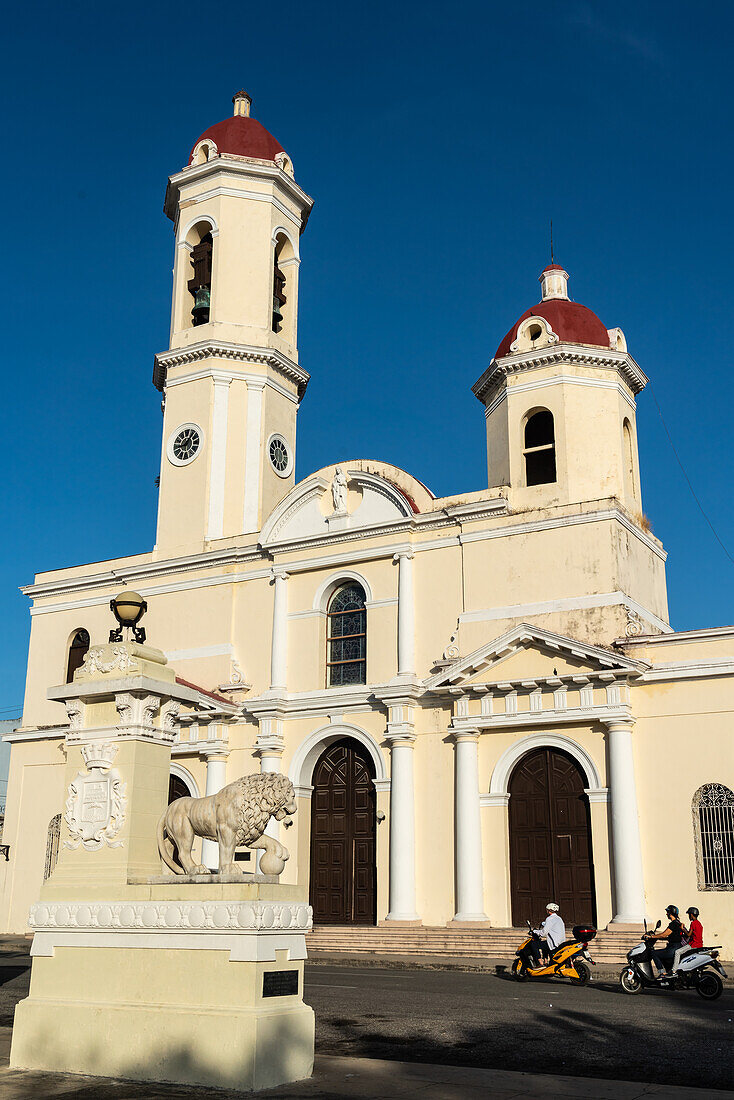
left=153, top=341, right=310, bottom=398
left=165, top=156, right=314, bottom=225
left=472, top=344, right=648, bottom=405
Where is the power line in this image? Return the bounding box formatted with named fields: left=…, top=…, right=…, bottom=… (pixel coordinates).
left=649, top=382, right=734, bottom=567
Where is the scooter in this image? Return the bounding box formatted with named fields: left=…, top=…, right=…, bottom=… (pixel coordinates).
left=620, top=920, right=727, bottom=1000
left=512, top=921, right=597, bottom=984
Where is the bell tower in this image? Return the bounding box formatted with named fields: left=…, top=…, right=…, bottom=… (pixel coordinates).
left=473, top=265, right=646, bottom=514
left=153, top=92, right=314, bottom=557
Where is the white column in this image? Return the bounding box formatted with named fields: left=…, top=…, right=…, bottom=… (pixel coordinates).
left=270, top=570, right=289, bottom=690
left=385, top=734, right=419, bottom=922
left=393, top=551, right=415, bottom=678
left=242, top=379, right=265, bottom=534
left=206, top=375, right=231, bottom=540
left=200, top=744, right=229, bottom=870
left=453, top=729, right=487, bottom=922
left=604, top=717, right=646, bottom=924
left=256, top=723, right=285, bottom=850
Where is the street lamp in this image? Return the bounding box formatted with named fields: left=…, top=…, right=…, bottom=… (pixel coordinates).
left=109, top=591, right=147, bottom=644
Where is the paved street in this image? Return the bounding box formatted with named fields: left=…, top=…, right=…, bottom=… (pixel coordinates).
left=0, top=943, right=731, bottom=1095
left=307, top=964, right=733, bottom=1092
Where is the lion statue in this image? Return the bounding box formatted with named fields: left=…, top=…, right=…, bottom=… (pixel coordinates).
left=157, top=772, right=296, bottom=876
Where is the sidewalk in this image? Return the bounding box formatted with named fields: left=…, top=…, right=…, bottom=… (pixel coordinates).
left=0, top=1051, right=731, bottom=1099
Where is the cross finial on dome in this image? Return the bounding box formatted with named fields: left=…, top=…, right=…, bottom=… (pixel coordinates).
left=232, top=90, right=252, bottom=118
left=539, top=264, right=569, bottom=302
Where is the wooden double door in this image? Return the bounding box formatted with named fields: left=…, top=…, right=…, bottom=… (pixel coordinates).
left=310, top=739, right=377, bottom=925
left=509, top=748, right=596, bottom=928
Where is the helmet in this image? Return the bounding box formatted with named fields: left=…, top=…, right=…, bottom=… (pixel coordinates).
left=546, top=902, right=560, bottom=912
left=665, top=904, right=679, bottom=918
left=687, top=906, right=699, bottom=919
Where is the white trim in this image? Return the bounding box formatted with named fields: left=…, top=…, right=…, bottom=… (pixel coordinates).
left=459, top=592, right=671, bottom=634
left=271, top=223, right=300, bottom=260
left=24, top=506, right=665, bottom=612
left=621, top=625, right=734, bottom=645
left=178, top=212, right=220, bottom=244
left=585, top=787, right=609, bottom=803
left=288, top=722, right=388, bottom=789
left=267, top=432, right=293, bottom=479
left=3, top=725, right=66, bottom=743
left=312, top=570, right=374, bottom=612
left=169, top=761, right=200, bottom=797
left=165, top=643, right=233, bottom=661
left=165, top=366, right=300, bottom=406
left=479, top=793, right=509, bottom=808
left=243, top=380, right=265, bottom=533
left=155, top=341, right=309, bottom=400
left=489, top=732, right=602, bottom=795
left=31, top=930, right=308, bottom=963
left=484, top=373, right=637, bottom=419
left=187, top=185, right=303, bottom=230
left=207, top=377, right=230, bottom=539
left=641, top=659, right=734, bottom=682
left=473, top=344, right=648, bottom=404
left=166, top=422, right=205, bottom=467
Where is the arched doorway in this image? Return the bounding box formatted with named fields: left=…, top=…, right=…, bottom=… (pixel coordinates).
left=168, top=774, right=190, bottom=803
left=509, top=747, right=596, bottom=928
left=310, top=738, right=376, bottom=925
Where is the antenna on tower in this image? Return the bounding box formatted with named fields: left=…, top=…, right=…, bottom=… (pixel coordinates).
left=550, top=218, right=554, bottom=264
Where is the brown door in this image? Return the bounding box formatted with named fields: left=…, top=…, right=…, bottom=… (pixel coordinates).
left=310, top=739, right=376, bottom=925
left=509, top=748, right=596, bottom=928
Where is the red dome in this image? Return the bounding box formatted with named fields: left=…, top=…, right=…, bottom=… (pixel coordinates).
left=190, top=115, right=285, bottom=163
left=495, top=298, right=611, bottom=359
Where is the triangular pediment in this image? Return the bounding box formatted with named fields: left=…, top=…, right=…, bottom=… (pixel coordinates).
left=425, top=623, right=647, bottom=691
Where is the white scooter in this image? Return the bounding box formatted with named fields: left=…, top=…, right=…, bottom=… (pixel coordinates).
left=620, top=920, right=726, bottom=1000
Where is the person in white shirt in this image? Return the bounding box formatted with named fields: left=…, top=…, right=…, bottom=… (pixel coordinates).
left=533, top=903, right=566, bottom=964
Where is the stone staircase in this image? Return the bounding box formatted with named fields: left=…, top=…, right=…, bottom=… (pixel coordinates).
left=306, top=925, right=638, bottom=965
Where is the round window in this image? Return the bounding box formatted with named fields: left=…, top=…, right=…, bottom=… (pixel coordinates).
left=167, top=423, right=203, bottom=466
left=268, top=434, right=292, bottom=478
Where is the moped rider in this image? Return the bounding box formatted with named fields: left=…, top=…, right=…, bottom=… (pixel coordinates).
left=650, top=904, right=685, bottom=976
left=530, top=903, right=566, bottom=966
left=672, top=907, right=704, bottom=971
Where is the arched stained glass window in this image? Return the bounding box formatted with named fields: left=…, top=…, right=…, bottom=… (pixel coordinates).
left=693, top=783, right=734, bottom=890
left=66, top=629, right=90, bottom=683
left=327, top=583, right=367, bottom=687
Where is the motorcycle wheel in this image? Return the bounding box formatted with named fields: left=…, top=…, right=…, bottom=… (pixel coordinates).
left=620, top=966, right=643, bottom=994
left=570, top=960, right=591, bottom=986
left=511, top=959, right=528, bottom=982
left=696, top=971, right=723, bottom=1001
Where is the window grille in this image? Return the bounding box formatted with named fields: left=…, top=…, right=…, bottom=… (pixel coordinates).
left=327, top=583, right=367, bottom=687
left=693, top=783, right=734, bottom=890
left=44, top=813, right=62, bottom=880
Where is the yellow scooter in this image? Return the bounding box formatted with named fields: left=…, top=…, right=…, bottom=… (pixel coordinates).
left=511, top=921, right=597, bottom=984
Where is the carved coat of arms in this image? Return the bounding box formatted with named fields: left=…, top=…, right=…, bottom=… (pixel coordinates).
left=63, top=742, right=127, bottom=851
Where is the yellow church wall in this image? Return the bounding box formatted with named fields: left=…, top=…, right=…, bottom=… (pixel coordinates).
left=0, top=736, right=66, bottom=934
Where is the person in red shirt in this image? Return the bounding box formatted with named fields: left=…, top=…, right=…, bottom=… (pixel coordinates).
left=686, top=907, right=704, bottom=950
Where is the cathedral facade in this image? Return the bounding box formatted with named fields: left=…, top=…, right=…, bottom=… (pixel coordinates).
left=2, top=94, right=733, bottom=949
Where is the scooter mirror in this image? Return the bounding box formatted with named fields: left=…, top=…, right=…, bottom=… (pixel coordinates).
left=655, top=920, right=661, bottom=930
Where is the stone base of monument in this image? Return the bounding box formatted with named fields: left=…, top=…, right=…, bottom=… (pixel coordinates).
left=10, top=882, right=314, bottom=1091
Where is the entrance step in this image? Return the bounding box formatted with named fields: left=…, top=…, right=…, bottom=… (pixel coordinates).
left=307, top=926, right=639, bottom=965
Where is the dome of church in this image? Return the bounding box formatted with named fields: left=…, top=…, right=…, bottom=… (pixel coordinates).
left=495, top=265, right=611, bottom=358
left=190, top=91, right=286, bottom=164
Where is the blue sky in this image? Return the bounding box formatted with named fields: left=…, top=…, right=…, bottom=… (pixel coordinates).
left=2, top=1, right=733, bottom=715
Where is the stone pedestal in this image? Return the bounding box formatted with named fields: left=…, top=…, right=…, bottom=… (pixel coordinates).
left=11, top=883, right=314, bottom=1091
left=10, top=641, right=315, bottom=1091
